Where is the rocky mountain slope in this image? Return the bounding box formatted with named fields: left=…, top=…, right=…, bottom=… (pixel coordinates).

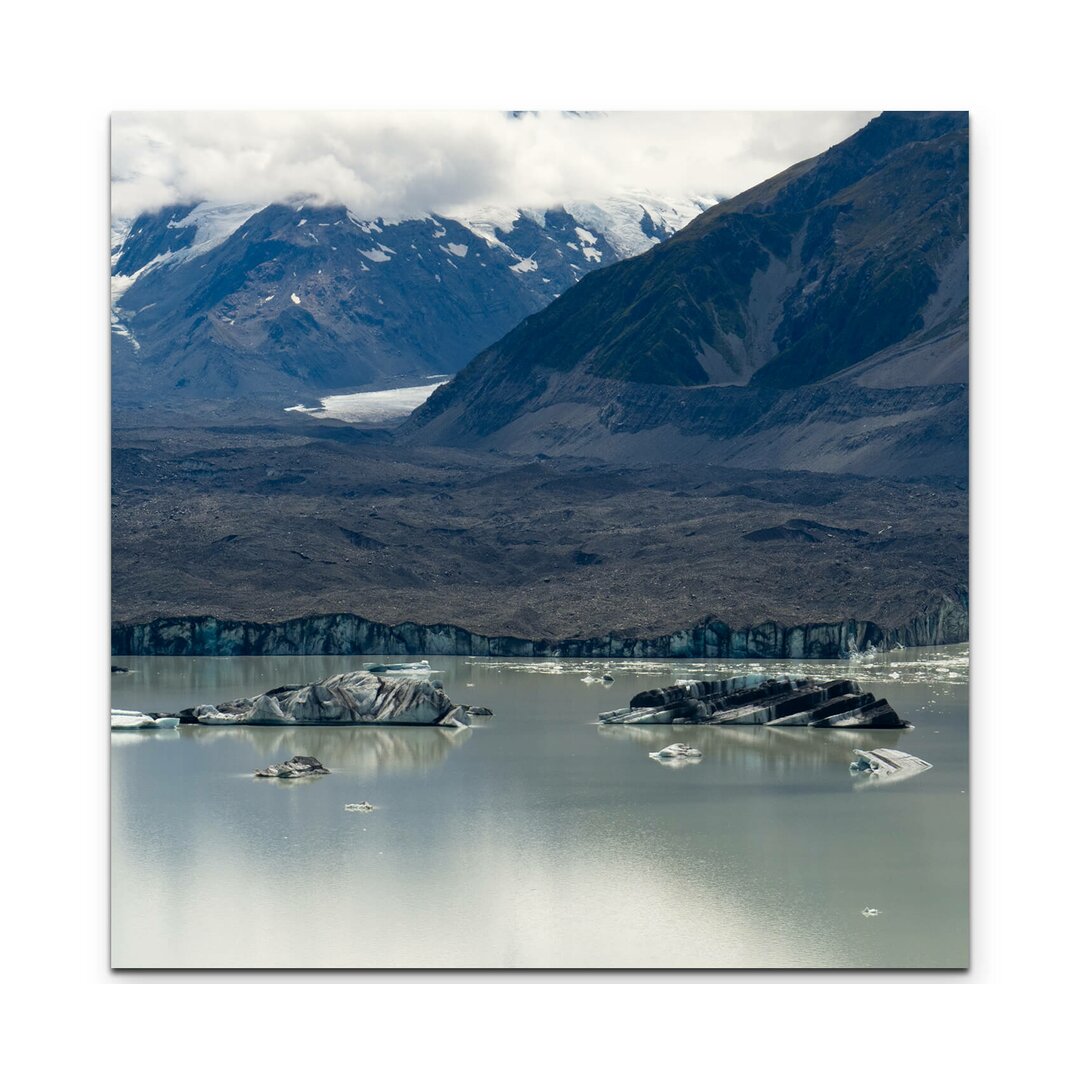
left=403, top=112, right=968, bottom=479
left=111, top=192, right=715, bottom=405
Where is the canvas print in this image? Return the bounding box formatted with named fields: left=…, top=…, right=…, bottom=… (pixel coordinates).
left=110, top=110, right=969, bottom=968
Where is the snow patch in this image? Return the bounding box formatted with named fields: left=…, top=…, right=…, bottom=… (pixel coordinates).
left=111, top=250, right=172, bottom=305
left=360, top=248, right=392, bottom=263
left=111, top=201, right=262, bottom=293
left=110, top=320, right=141, bottom=351
left=510, top=256, right=538, bottom=273
left=291, top=293, right=301, bottom=304
left=347, top=212, right=383, bottom=234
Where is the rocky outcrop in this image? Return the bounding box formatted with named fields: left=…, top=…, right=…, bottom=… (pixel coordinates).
left=255, top=755, right=329, bottom=778
left=599, top=675, right=908, bottom=728
left=177, top=670, right=476, bottom=726
left=113, top=594, right=967, bottom=659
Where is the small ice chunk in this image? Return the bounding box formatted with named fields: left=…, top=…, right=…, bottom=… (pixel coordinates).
left=649, top=743, right=702, bottom=760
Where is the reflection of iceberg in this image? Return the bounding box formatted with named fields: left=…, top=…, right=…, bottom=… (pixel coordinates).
left=181, top=724, right=471, bottom=779
left=650, top=755, right=702, bottom=769
left=850, top=747, right=933, bottom=789
left=111, top=709, right=179, bottom=730
left=111, top=727, right=180, bottom=743
left=600, top=722, right=905, bottom=774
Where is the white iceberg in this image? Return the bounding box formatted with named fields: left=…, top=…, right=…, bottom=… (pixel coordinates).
left=850, top=747, right=932, bottom=787
left=111, top=709, right=179, bottom=730
left=648, top=743, right=703, bottom=764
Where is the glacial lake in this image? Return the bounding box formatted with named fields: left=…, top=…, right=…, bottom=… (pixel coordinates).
left=111, top=646, right=968, bottom=969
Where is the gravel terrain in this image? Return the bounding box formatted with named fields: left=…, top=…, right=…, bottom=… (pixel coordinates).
left=112, top=411, right=967, bottom=641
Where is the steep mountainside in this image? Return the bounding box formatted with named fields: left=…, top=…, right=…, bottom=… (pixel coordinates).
left=404, top=112, right=968, bottom=479
left=110, top=193, right=715, bottom=405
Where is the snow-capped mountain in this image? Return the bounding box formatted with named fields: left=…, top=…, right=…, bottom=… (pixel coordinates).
left=111, top=192, right=716, bottom=405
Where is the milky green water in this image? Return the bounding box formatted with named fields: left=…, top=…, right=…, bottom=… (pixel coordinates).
left=110, top=646, right=968, bottom=968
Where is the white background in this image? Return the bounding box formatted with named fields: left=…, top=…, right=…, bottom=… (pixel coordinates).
left=1, top=0, right=1075, bottom=1074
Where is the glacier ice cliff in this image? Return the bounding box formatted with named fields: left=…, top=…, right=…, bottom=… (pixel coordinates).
left=113, top=594, right=967, bottom=659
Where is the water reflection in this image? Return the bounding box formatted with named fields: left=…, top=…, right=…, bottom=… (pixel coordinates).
left=112, top=647, right=968, bottom=968
left=598, top=721, right=904, bottom=774
left=179, top=723, right=471, bottom=779
left=111, top=729, right=180, bottom=745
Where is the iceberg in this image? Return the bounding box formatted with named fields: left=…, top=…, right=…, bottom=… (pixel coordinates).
left=648, top=743, right=703, bottom=764
left=850, top=747, right=933, bottom=787
left=111, top=709, right=179, bottom=730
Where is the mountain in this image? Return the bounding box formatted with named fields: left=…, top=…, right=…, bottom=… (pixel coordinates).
left=110, top=193, right=716, bottom=405
left=403, top=112, right=969, bottom=479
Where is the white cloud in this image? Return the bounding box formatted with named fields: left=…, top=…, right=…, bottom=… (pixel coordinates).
left=111, top=110, right=879, bottom=222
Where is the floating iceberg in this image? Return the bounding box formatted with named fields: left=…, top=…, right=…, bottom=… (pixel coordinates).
left=850, top=747, right=933, bottom=787
left=364, top=660, right=431, bottom=674
left=254, top=755, right=329, bottom=779
left=600, top=675, right=907, bottom=728
left=648, top=743, right=703, bottom=763
left=176, top=669, right=481, bottom=727
left=111, top=709, right=179, bottom=730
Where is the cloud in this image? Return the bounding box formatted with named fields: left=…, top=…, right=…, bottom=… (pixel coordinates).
left=111, top=110, right=880, bottom=221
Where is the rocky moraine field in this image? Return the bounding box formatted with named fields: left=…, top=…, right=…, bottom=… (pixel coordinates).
left=112, top=409, right=966, bottom=659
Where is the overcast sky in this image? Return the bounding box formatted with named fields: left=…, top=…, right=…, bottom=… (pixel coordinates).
left=111, top=111, right=879, bottom=221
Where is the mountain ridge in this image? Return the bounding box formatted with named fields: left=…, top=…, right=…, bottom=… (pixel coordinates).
left=110, top=192, right=716, bottom=405
left=403, top=111, right=968, bottom=479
